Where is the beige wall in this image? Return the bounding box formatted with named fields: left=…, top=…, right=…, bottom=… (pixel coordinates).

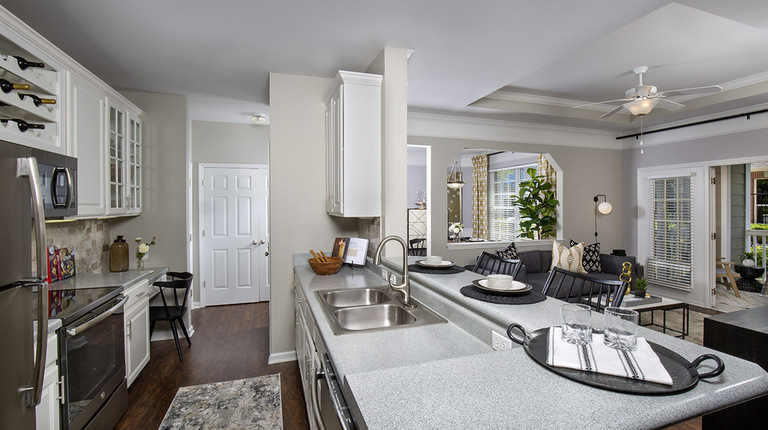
left=269, top=73, right=359, bottom=360
left=409, top=135, right=624, bottom=266
left=190, top=120, right=269, bottom=302
left=111, top=91, right=189, bottom=274
left=367, top=47, right=409, bottom=247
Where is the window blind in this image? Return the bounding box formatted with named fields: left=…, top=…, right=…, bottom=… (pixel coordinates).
left=647, top=176, right=694, bottom=290
left=489, top=165, right=533, bottom=241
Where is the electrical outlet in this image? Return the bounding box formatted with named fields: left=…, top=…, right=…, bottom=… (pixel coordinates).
left=381, top=268, right=389, bottom=280
left=492, top=330, right=513, bottom=351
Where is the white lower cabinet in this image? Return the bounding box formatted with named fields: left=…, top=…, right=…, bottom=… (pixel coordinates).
left=36, top=332, right=61, bottom=430
left=123, top=280, right=151, bottom=387
left=294, top=274, right=319, bottom=430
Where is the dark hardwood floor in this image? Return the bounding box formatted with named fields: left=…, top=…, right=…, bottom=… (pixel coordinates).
left=115, top=302, right=309, bottom=430
left=115, top=301, right=703, bottom=430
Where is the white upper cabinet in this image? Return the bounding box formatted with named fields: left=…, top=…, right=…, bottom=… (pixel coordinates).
left=325, top=70, right=382, bottom=218
left=68, top=71, right=106, bottom=217
left=106, top=99, right=143, bottom=216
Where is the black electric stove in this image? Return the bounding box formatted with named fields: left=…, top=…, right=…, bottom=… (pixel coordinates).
left=48, top=285, right=123, bottom=325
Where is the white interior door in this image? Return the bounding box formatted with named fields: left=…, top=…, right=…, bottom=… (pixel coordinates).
left=202, top=165, right=269, bottom=306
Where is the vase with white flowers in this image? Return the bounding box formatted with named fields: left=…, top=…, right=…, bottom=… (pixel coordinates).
left=449, top=223, right=464, bottom=242
left=135, top=236, right=156, bottom=270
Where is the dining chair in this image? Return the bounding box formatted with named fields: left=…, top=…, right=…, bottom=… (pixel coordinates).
left=408, top=238, right=427, bottom=256
left=471, top=252, right=523, bottom=277
left=542, top=267, right=627, bottom=311
left=150, top=271, right=193, bottom=361
left=715, top=258, right=741, bottom=298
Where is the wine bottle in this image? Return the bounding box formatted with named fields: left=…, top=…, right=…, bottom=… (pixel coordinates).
left=1, top=118, right=45, bottom=132
left=18, top=93, right=56, bottom=107
left=0, top=79, right=30, bottom=94
left=14, top=56, right=45, bottom=70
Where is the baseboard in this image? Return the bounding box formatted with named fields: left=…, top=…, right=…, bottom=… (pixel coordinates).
left=150, top=324, right=195, bottom=342
left=268, top=350, right=297, bottom=364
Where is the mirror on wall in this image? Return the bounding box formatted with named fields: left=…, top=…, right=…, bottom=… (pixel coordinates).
left=447, top=150, right=553, bottom=243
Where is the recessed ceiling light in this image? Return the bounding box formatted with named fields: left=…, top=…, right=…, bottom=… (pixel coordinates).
left=251, top=114, right=267, bottom=123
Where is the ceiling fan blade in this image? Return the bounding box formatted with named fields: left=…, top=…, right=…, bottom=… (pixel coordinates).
left=655, top=98, right=685, bottom=111
left=600, top=104, right=626, bottom=119
left=575, top=98, right=631, bottom=108
left=657, top=85, right=722, bottom=98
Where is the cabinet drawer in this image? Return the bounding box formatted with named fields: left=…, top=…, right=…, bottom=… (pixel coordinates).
left=123, top=279, right=151, bottom=311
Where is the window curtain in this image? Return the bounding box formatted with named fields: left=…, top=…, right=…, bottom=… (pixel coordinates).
left=537, top=154, right=556, bottom=190
left=472, top=155, right=488, bottom=239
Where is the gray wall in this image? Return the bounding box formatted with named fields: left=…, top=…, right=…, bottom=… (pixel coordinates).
left=409, top=135, right=624, bottom=267
left=111, top=91, right=189, bottom=274
left=190, top=120, right=270, bottom=302
left=407, top=164, right=426, bottom=208
left=269, top=73, right=359, bottom=360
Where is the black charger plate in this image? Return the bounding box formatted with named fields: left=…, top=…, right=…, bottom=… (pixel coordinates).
left=507, top=324, right=724, bottom=395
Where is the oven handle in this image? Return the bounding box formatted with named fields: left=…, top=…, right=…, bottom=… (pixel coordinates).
left=312, top=367, right=328, bottom=430
left=66, top=296, right=129, bottom=337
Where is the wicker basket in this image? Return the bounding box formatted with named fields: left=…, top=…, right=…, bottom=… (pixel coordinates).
left=308, top=256, right=343, bottom=275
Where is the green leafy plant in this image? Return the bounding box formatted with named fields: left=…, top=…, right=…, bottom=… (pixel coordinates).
left=740, top=251, right=755, bottom=261
left=634, top=277, right=648, bottom=292
left=509, top=167, right=559, bottom=240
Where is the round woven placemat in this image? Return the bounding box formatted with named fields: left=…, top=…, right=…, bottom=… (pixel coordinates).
left=460, top=285, right=547, bottom=305
left=408, top=264, right=466, bottom=274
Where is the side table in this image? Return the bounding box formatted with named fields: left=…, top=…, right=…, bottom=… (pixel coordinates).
left=733, top=265, right=765, bottom=293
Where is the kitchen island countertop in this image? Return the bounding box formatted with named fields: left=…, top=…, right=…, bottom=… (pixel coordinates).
left=293, top=254, right=768, bottom=429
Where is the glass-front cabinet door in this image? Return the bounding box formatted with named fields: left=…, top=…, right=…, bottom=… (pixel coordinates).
left=127, top=115, right=142, bottom=213
left=108, top=102, right=126, bottom=214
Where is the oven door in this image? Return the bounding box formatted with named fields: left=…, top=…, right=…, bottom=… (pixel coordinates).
left=59, top=295, right=127, bottom=430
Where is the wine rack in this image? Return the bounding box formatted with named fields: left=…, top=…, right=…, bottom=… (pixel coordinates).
left=0, top=34, right=60, bottom=151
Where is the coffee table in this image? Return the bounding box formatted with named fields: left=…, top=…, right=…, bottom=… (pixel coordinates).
left=627, top=297, right=689, bottom=339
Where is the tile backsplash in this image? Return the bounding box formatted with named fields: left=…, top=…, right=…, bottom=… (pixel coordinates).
left=43, top=219, right=111, bottom=274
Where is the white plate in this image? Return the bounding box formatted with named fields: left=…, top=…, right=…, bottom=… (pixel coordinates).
left=473, top=279, right=532, bottom=294
left=416, top=260, right=455, bottom=268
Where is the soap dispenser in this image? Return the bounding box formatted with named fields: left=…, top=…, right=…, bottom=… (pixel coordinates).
left=110, top=235, right=129, bottom=272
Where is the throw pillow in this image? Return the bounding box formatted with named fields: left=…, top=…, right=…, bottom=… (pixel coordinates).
left=570, top=240, right=602, bottom=272
left=496, top=242, right=520, bottom=260
left=550, top=241, right=588, bottom=274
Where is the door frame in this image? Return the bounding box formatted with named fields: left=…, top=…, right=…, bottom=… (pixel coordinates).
left=198, top=163, right=269, bottom=307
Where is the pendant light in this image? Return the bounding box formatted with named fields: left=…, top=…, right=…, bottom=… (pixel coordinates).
left=447, top=160, right=465, bottom=190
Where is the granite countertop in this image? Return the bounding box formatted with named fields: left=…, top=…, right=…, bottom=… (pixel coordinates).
left=293, top=254, right=768, bottom=430
left=48, top=267, right=169, bottom=291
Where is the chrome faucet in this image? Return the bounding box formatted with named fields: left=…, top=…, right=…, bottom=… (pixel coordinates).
left=373, top=235, right=414, bottom=308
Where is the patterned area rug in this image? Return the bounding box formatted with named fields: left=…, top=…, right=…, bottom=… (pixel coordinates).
left=159, top=374, right=283, bottom=430
left=715, top=284, right=768, bottom=312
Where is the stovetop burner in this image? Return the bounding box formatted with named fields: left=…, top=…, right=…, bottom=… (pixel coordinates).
left=49, top=285, right=123, bottom=325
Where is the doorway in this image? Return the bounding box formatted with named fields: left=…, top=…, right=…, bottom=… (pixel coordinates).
left=199, top=164, right=269, bottom=306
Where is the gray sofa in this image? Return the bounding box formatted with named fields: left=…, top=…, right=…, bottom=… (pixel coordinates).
left=515, top=249, right=644, bottom=293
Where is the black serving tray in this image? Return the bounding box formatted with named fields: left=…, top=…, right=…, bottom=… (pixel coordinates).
left=507, top=324, right=724, bottom=395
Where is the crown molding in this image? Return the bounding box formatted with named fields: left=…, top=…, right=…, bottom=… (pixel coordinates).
left=407, top=111, right=619, bottom=150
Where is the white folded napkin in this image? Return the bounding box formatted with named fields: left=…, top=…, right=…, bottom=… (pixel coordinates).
left=546, top=327, right=673, bottom=386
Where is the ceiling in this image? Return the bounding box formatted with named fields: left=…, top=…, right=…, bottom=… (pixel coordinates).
left=4, top=1, right=768, bottom=134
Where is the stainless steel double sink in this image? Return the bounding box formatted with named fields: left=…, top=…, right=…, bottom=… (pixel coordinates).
left=316, top=286, right=446, bottom=335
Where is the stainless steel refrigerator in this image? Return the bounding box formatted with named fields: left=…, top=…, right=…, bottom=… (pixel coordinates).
left=0, top=140, right=49, bottom=429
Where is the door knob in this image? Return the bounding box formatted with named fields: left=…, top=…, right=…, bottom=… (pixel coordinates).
left=253, top=239, right=266, bottom=245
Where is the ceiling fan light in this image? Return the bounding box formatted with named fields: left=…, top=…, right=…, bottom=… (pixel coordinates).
left=624, top=98, right=659, bottom=116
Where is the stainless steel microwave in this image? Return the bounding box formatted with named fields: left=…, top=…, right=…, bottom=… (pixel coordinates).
left=30, top=148, right=77, bottom=218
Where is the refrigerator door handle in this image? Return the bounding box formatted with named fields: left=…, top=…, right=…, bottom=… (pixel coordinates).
left=17, top=156, right=49, bottom=407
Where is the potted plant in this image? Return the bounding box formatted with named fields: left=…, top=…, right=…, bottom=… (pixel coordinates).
left=510, top=167, right=559, bottom=240
left=740, top=251, right=756, bottom=267
left=633, top=277, right=648, bottom=298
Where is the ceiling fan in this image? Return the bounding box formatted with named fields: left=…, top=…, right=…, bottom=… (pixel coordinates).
left=576, top=66, right=722, bottom=119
